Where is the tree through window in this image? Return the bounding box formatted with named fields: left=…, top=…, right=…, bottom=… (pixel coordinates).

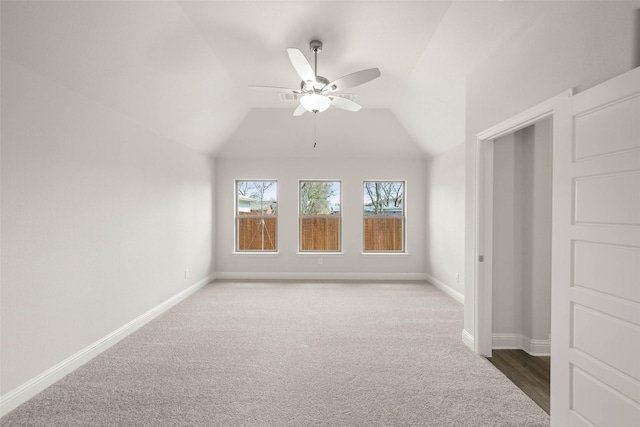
left=363, top=181, right=405, bottom=252
left=236, top=180, right=277, bottom=252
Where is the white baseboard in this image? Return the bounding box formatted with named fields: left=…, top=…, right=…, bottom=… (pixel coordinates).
left=523, top=336, right=551, bottom=356
left=462, top=329, right=475, bottom=351
left=0, top=273, right=214, bottom=417
left=214, top=272, right=429, bottom=281
left=424, top=273, right=464, bottom=304
left=492, top=333, right=550, bottom=356
left=492, top=333, right=523, bottom=349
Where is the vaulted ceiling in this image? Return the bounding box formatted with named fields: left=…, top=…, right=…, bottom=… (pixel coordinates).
left=1, top=1, right=550, bottom=158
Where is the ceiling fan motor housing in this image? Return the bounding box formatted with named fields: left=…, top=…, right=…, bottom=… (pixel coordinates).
left=301, top=75, right=330, bottom=92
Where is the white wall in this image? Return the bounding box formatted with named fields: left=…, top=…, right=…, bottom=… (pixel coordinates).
left=492, top=120, right=552, bottom=350
left=522, top=120, right=552, bottom=342
left=215, top=157, right=427, bottom=280
left=425, top=143, right=465, bottom=300
left=463, top=1, right=640, bottom=345
left=491, top=133, right=523, bottom=336
left=1, top=60, right=216, bottom=396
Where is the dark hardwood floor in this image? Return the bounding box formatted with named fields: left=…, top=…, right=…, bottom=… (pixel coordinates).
left=487, top=350, right=550, bottom=414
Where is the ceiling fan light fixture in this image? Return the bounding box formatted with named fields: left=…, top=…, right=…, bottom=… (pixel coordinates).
left=300, top=94, right=331, bottom=113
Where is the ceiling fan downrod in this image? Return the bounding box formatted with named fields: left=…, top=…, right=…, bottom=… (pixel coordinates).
left=309, top=40, right=322, bottom=78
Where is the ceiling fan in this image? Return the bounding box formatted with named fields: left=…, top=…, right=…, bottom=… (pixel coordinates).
left=249, top=40, right=381, bottom=116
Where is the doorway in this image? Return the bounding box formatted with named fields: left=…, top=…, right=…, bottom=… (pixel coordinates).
left=486, top=119, right=553, bottom=414
left=473, top=90, right=572, bottom=358
left=471, top=90, right=571, bottom=417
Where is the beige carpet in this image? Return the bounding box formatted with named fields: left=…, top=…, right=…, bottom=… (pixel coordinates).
left=2, top=280, right=550, bottom=426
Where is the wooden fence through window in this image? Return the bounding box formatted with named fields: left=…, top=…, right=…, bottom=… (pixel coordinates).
left=237, top=214, right=404, bottom=252
left=364, top=217, right=404, bottom=251
left=237, top=216, right=277, bottom=251
left=300, top=216, right=340, bottom=251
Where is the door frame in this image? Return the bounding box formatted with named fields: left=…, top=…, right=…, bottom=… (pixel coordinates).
left=473, top=89, right=573, bottom=357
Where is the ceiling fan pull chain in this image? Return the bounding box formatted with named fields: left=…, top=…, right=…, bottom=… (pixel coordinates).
left=313, top=112, right=317, bottom=148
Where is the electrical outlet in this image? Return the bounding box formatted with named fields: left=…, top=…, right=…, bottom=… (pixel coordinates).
left=455, top=273, right=460, bottom=282
left=185, top=269, right=190, bottom=279
left=318, top=258, right=323, bottom=265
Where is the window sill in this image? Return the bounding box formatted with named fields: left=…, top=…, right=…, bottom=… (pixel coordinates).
left=296, top=251, right=344, bottom=256
left=361, top=252, right=409, bottom=256
left=233, top=251, right=280, bottom=256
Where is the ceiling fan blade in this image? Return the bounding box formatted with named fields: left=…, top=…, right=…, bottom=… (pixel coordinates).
left=293, top=103, right=307, bottom=116
left=287, top=48, right=315, bottom=84
left=325, top=68, right=381, bottom=92
left=329, top=96, right=362, bottom=112
left=248, top=85, right=300, bottom=93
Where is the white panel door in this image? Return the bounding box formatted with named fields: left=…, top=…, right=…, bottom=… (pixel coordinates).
left=552, top=67, right=640, bottom=426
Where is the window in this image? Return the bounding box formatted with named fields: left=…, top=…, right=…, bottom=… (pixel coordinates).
left=363, top=181, right=405, bottom=252
left=236, top=180, right=277, bottom=252
left=299, top=180, right=341, bottom=252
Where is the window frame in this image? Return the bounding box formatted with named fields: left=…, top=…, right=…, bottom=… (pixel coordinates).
left=234, top=179, right=278, bottom=253
left=298, top=179, right=342, bottom=253
left=362, top=180, right=406, bottom=254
